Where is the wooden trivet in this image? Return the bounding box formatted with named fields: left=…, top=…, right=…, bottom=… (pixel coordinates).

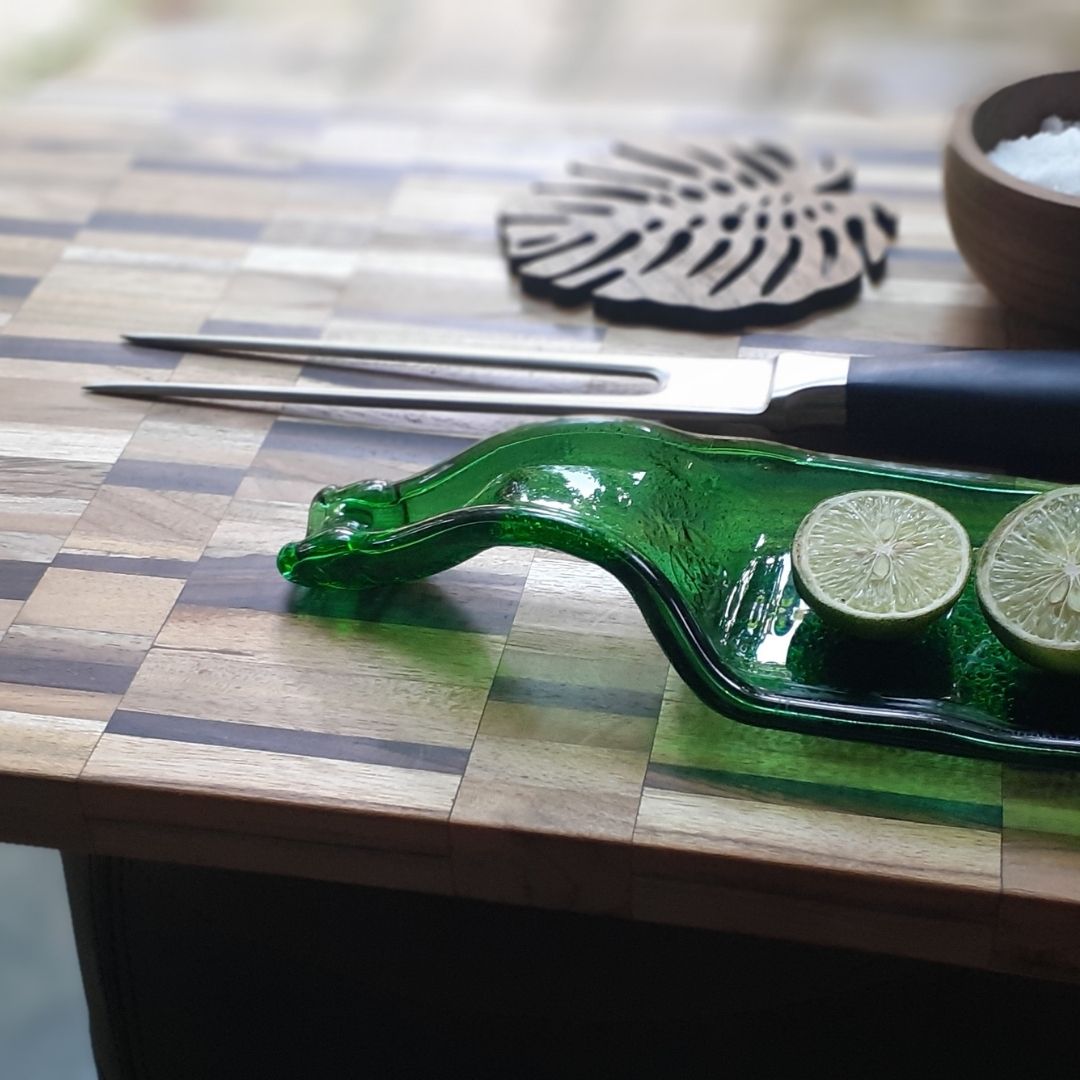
left=498, top=139, right=898, bottom=330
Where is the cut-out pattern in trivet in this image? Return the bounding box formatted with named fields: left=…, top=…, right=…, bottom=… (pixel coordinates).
left=498, top=139, right=898, bottom=330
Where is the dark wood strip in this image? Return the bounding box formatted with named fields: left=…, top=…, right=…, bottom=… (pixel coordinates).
left=489, top=675, right=665, bottom=719
left=644, top=762, right=1001, bottom=829
left=106, top=459, right=246, bottom=496
left=0, top=653, right=136, bottom=694
left=859, top=185, right=940, bottom=200
left=888, top=247, right=964, bottom=263
left=0, top=216, right=80, bottom=239
left=0, top=559, right=48, bottom=601
left=292, top=575, right=526, bottom=636
left=180, top=555, right=525, bottom=635
left=177, top=555, right=292, bottom=613
left=836, top=145, right=943, bottom=166
left=86, top=210, right=263, bottom=242
left=199, top=318, right=322, bottom=339
left=293, top=161, right=402, bottom=186
left=132, top=156, right=296, bottom=180
left=0, top=275, right=37, bottom=298
left=25, top=136, right=126, bottom=153
left=51, top=553, right=195, bottom=579
left=0, top=335, right=178, bottom=370
left=174, top=100, right=327, bottom=131
left=108, top=709, right=470, bottom=773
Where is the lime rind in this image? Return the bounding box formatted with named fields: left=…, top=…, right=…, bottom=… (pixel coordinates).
left=791, top=489, right=972, bottom=640
left=976, top=486, right=1080, bottom=674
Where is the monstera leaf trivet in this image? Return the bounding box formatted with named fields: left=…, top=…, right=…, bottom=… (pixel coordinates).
left=498, top=139, right=898, bottom=330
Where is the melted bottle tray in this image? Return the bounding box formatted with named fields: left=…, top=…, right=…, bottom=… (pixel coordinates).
left=278, top=417, right=1078, bottom=766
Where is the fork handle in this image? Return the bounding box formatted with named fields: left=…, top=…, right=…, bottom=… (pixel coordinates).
left=846, top=350, right=1080, bottom=480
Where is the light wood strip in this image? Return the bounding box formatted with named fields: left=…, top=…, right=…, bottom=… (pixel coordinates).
left=0, top=709, right=106, bottom=780
left=64, top=485, right=232, bottom=561
left=82, top=735, right=460, bottom=819
left=121, top=646, right=490, bottom=749
left=0, top=599, right=21, bottom=636
left=154, top=603, right=505, bottom=684
left=453, top=737, right=649, bottom=841
left=994, top=767, right=1080, bottom=981
left=0, top=424, right=132, bottom=464
left=17, top=567, right=184, bottom=636
left=0, top=709, right=106, bottom=848
left=122, top=404, right=276, bottom=470
left=0, top=682, right=121, bottom=723
left=634, top=788, right=1000, bottom=890
left=14, top=261, right=231, bottom=335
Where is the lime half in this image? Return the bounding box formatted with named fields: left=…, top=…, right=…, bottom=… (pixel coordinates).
left=976, top=486, right=1080, bottom=674
left=791, top=489, right=971, bottom=639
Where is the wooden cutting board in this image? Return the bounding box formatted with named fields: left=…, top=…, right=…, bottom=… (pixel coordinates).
left=1, top=17, right=1079, bottom=987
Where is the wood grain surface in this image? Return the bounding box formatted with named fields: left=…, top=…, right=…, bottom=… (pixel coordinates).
left=2, top=12, right=1080, bottom=985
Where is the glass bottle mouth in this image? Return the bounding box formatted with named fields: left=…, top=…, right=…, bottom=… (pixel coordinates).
left=307, top=479, right=404, bottom=534
left=306, top=485, right=338, bottom=533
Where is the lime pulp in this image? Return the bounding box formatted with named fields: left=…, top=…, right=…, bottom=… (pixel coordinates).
left=791, top=489, right=972, bottom=640
left=976, top=486, right=1080, bottom=674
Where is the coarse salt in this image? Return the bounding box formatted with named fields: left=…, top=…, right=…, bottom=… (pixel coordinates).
left=988, top=115, right=1080, bottom=196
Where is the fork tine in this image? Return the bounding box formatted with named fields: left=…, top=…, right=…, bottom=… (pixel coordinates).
left=122, top=331, right=660, bottom=379
left=82, top=380, right=730, bottom=432
left=85, top=380, right=657, bottom=413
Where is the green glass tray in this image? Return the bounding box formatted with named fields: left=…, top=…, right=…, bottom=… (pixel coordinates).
left=278, top=417, right=1080, bottom=766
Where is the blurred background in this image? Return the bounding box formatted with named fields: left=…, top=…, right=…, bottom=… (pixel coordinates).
left=2, top=0, right=1080, bottom=110
left=3, top=2, right=1080, bottom=1077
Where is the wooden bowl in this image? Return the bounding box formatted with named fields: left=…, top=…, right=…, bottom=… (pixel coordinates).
left=944, top=71, right=1080, bottom=332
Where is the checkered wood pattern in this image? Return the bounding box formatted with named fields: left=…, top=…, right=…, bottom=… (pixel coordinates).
left=2, top=15, right=1080, bottom=985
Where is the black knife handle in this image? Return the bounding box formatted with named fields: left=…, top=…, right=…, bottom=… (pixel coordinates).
left=847, top=350, right=1080, bottom=480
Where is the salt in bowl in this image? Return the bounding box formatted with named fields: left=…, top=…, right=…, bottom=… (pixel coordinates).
left=944, top=70, right=1080, bottom=333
